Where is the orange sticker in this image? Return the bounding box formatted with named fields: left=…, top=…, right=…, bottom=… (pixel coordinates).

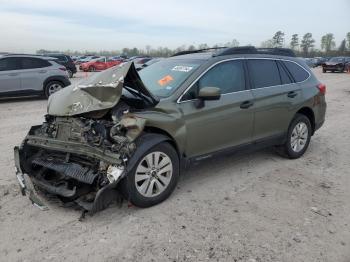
left=158, top=75, right=174, bottom=86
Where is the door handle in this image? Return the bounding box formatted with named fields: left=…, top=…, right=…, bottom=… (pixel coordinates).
left=287, top=91, right=297, bottom=98
left=240, top=100, right=254, bottom=109
left=38, top=70, right=47, bottom=73
left=8, top=73, right=19, bottom=76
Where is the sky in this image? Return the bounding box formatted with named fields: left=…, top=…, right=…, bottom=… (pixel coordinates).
left=0, top=0, right=349, bottom=53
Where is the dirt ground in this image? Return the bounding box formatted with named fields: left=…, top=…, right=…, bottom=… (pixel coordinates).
left=0, top=69, right=349, bottom=262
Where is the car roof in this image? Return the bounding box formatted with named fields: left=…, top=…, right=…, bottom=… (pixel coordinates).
left=168, top=51, right=300, bottom=63
left=170, top=46, right=297, bottom=61
left=1, top=54, right=56, bottom=60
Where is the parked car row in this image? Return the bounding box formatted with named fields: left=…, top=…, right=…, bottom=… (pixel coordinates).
left=302, top=56, right=350, bottom=73
left=321, top=56, right=350, bottom=73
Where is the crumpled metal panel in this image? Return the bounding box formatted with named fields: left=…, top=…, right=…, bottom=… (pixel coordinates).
left=47, top=62, right=132, bottom=116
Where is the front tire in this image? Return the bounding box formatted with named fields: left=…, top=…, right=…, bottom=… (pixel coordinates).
left=277, top=114, right=312, bottom=159
left=120, top=142, right=179, bottom=207
left=89, top=66, right=96, bottom=72
left=322, top=68, right=326, bottom=73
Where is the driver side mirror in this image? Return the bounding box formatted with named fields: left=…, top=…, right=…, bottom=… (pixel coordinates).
left=195, top=86, right=221, bottom=108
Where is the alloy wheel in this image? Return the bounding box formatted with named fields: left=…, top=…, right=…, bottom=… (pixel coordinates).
left=135, top=151, right=173, bottom=197
left=290, top=122, right=308, bottom=153
left=48, top=83, right=62, bottom=96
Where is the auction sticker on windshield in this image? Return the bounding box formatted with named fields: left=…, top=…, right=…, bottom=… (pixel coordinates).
left=172, top=66, right=193, bottom=72
left=158, top=75, right=174, bottom=86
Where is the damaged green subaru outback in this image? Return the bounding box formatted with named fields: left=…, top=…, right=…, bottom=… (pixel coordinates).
left=14, top=47, right=326, bottom=214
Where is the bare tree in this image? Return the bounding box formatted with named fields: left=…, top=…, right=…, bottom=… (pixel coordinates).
left=260, top=39, right=274, bottom=48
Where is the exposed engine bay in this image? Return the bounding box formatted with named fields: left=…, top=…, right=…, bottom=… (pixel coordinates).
left=15, top=62, right=159, bottom=215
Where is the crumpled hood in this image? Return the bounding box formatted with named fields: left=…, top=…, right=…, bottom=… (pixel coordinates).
left=48, top=62, right=157, bottom=116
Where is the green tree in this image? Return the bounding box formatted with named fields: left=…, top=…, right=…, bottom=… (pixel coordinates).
left=290, top=34, right=299, bottom=50
left=321, top=33, right=336, bottom=52
left=338, top=39, right=346, bottom=54
left=272, top=31, right=285, bottom=47
left=300, top=33, right=315, bottom=55
left=198, top=43, right=209, bottom=49
left=188, top=45, right=196, bottom=51
left=228, top=39, right=240, bottom=47
left=346, top=32, right=350, bottom=49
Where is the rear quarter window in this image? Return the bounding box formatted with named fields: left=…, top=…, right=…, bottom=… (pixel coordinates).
left=283, top=61, right=310, bottom=82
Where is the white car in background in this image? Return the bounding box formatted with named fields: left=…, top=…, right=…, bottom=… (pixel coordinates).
left=0, top=54, right=71, bottom=98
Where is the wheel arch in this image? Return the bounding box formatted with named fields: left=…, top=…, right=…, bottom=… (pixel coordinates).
left=126, top=130, right=186, bottom=174
left=143, top=126, right=181, bottom=156
left=296, top=107, right=315, bottom=134
left=43, top=76, right=65, bottom=91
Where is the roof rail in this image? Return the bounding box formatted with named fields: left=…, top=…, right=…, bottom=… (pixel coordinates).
left=216, top=46, right=296, bottom=57
left=171, top=47, right=227, bottom=57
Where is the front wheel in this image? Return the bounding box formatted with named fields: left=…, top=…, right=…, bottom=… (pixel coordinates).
left=120, top=142, right=179, bottom=207
left=89, top=66, right=96, bottom=72
left=322, top=68, right=326, bottom=73
left=276, top=114, right=312, bottom=159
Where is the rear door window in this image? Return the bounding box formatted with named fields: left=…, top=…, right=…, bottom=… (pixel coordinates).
left=247, top=59, right=281, bottom=89
left=283, top=61, right=309, bottom=82
left=0, top=58, right=21, bottom=71
left=20, top=58, right=51, bottom=69
left=277, top=61, right=293, bottom=84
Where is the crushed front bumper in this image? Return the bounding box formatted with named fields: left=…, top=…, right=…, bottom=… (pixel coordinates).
left=14, top=146, right=124, bottom=214
left=14, top=146, right=49, bottom=210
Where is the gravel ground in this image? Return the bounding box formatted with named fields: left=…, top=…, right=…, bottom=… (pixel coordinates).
left=0, top=69, right=349, bottom=262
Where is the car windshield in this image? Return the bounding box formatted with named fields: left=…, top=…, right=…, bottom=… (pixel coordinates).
left=138, top=59, right=202, bottom=97
left=329, top=57, right=344, bottom=62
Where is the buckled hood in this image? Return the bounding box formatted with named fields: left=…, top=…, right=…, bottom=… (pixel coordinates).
left=47, top=62, right=158, bottom=116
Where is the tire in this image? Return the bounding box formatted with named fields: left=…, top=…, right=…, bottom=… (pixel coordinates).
left=322, top=68, right=326, bottom=73
left=120, top=142, right=179, bottom=208
left=89, top=66, right=96, bottom=72
left=67, top=69, right=73, bottom=78
left=44, top=81, right=63, bottom=98
left=276, top=114, right=312, bottom=159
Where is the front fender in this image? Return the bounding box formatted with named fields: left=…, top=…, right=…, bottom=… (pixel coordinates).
left=125, top=133, right=172, bottom=173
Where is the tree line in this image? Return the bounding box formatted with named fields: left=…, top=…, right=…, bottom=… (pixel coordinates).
left=37, top=32, right=350, bottom=58
left=261, top=31, right=350, bottom=57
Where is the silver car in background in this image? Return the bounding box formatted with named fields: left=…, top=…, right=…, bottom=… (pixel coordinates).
left=0, top=54, right=71, bottom=98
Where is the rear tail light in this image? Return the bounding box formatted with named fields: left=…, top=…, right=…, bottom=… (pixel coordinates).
left=59, top=67, right=67, bottom=71
left=317, top=83, right=326, bottom=95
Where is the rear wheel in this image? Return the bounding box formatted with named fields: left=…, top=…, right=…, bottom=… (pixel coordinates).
left=67, top=69, right=73, bottom=78
left=44, top=81, right=63, bottom=98
left=276, top=114, right=312, bottom=159
left=120, top=142, right=179, bottom=207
